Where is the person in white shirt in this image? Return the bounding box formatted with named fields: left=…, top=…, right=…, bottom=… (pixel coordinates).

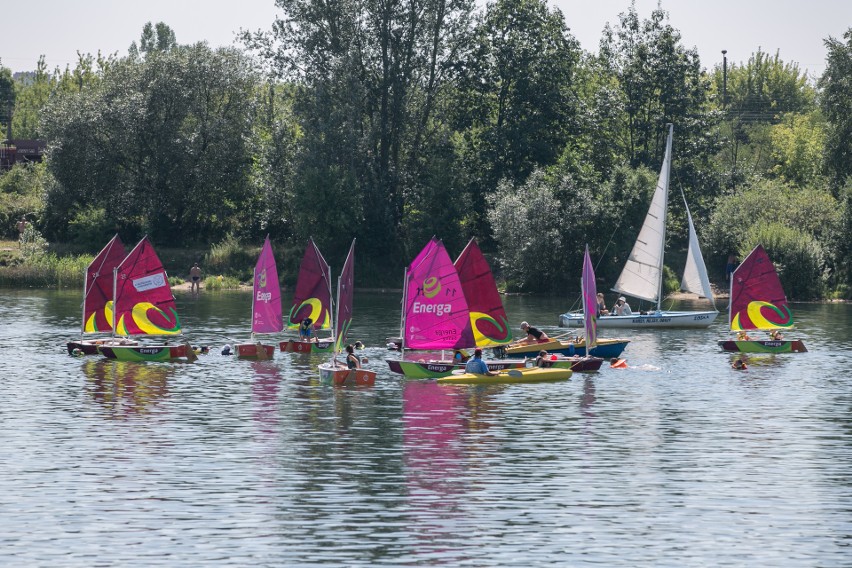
left=612, top=296, right=633, bottom=316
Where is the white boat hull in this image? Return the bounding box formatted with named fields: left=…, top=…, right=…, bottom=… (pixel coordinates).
left=559, top=310, right=718, bottom=329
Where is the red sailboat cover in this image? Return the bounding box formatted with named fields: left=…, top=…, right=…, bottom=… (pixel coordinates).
left=252, top=236, right=283, bottom=334
left=454, top=238, right=511, bottom=347
left=113, top=237, right=181, bottom=336
left=287, top=238, right=332, bottom=330
left=582, top=245, right=598, bottom=348
left=404, top=237, right=473, bottom=350
left=83, top=234, right=126, bottom=333
left=334, top=240, right=356, bottom=353
left=729, top=244, right=794, bottom=331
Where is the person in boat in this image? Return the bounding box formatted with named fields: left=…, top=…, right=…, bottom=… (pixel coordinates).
left=345, top=344, right=361, bottom=369
left=453, top=349, right=470, bottom=363
left=189, top=262, right=202, bottom=293
left=535, top=350, right=554, bottom=368
left=299, top=317, right=315, bottom=342
left=611, top=296, right=633, bottom=316
left=769, top=329, right=784, bottom=340
left=596, top=293, right=609, bottom=316
left=465, top=348, right=497, bottom=376
left=519, top=321, right=549, bottom=345
left=737, top=331, right=752, bottom=341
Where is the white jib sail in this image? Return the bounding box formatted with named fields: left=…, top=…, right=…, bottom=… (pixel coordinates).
left=680, top=195, right=716, bottom=309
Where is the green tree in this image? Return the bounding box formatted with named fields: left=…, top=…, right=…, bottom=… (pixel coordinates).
left=819, top=28, right=852, bottom=191
left=41, top=43, right=263, bottom=245
left=250, top=0, right=475, bottom=263
left=453, top=0, right=580, bottom=237
left=769, top=111, right=825, bottom=187
left=0, top=64, right=13, bottom=138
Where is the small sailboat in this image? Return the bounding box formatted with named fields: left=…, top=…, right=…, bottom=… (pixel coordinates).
left=318, top=240, right=377, bottom=385
left=387, top=238, right=519, bottom=378
left=279, top=238, right=335, bottom=354
left=718, top=244, right=807, bottom=353
left=506, top=245, right=629, bottom=360
left=559, top=124, right=718, bottom=329
left=67, top=234, right=138, bottom=355
left=97, top=237, right=196, bottom=362
left=236, top=236, right=282, bottom=359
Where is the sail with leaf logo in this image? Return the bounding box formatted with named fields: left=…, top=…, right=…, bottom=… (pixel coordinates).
left=98, top=237, right=196, bottom=361
left=67, top=234, right=132, bottom=355
left=453, top=238, right=512, bottom=348
left=718, top=244, right=807, bottom=353
left=280, top=238, right=334, bottom=353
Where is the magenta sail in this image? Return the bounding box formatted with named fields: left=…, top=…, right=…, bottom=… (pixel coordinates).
left=334, top=240, right=356, bottom=353
left=84, top=234, right=127, bottom=333
left=287, top=238, right=332, bottom=330
left=581, top=245, right=598, bottom=348
left=113, top=237, right=181, bottom=336
left=454, top=238, right=511, bottom=347
left=252, top=236, right=283, bottom=334
left=729, top=245, right=795, bottom=331
left=404, top=238, right=473, bottom=350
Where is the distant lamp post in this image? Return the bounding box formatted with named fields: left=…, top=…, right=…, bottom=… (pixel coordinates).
left=721, top=50, right=728, bottom=109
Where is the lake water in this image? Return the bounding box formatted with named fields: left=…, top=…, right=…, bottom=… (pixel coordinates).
left=2, top=289, right=851, bottom=566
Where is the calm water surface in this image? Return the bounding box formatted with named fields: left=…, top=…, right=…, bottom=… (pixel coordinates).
left=1, top=289, right=851, bottom=566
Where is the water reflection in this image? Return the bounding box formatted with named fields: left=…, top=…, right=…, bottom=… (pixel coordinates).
left=82, top=359, right=172, bottom=417
left=251, top=361, right=281, bottom=432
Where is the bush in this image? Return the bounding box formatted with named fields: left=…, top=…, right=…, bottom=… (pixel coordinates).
left=204, top=234, right=256, bottom=280
left=202, top=274, right=242, bottom=290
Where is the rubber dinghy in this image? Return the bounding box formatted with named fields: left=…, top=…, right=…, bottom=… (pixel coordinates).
left=437, top=367, right=572, bottom=385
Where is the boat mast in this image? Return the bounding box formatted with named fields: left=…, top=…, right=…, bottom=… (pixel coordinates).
left=656, top=123, right=673, bottom=311
left=400, top=268, right=408, bottom=351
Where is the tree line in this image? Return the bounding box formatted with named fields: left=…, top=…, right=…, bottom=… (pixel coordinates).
left=1, top=4, right=851, bottom=298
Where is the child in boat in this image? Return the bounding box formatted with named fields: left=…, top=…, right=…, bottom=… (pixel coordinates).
left=769, top=330, right=784, bottom=340
left=345, top=344, right=361, bottom=369
left=737, top=331, right=752, bottom=341
left=535, top=350, right=553, bottom=368
left=299, top=317, right=315, bottom=341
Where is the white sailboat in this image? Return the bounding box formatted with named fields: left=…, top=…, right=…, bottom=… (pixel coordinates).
left=559, top=124, right=718, bottom=329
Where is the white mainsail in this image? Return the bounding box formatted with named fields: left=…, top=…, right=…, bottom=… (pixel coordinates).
left=612, top=124, right=673, bottom=306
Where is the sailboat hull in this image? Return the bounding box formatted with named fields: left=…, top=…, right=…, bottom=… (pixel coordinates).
left=280, top=339, right=334, bottom=353
left=236, top=343, right=276, bottom=359
left=437, top=367, right=572, bottom=385
left=317, top=363, right=377, bottom=386
left=504, top=338, right=629, bottom=359
left=98, top=343, right=192, bottom=361
left=67, top=338, right=138, bottom=355
left=718, top=339, right=807, bottom=353
left=387, top=358, right=525, bottom=378
left=559, top=310, right=719, bottom=328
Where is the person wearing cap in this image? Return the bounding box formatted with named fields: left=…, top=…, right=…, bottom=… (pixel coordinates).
left=464, top=348, right=496, bottom=375
left=611, top=296, right=633, bottom=316
left=519, top=321, right=549, bottom=345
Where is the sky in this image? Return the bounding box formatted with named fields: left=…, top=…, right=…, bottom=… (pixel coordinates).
left=2, top=0, right=850, bottom=79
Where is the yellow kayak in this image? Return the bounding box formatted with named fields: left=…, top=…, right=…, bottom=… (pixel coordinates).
left=437, top=367, right=572, bottom=385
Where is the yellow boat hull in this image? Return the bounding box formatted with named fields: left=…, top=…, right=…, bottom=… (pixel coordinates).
left=437, top=367, right=572, bottom=385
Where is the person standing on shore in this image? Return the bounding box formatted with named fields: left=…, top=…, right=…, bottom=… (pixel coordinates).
left=189, top=263, right=202, bottom=294
left=16, top=216, right=27, bottom=241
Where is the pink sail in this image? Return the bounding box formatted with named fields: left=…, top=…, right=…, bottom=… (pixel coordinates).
left=581, top=245, right=598, bottom=348
left=334, top=240, right=356, bottom=353
left=113, top=237, right=181, bottom=336
left=729, top=245, right=794, bottom=331
left=404, top=237, right=473, bottom=350
left=252, top=236, right=283, bottom=334
left=287, top=238, right=332, bottom=330
left=454, top=238, right=511, bottom=347
left=83, top=234, right=127, bottom=333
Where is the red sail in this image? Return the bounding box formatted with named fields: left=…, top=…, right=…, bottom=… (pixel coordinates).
left=287, top=238, right=332, bottom=330
left=83, top=234, right=127, bottom=333
left=334, top=240, right=356, bottom=353
left=729, top=245, right=794, bottom=331
left=454, top=238, right=511, bottom=347
left=113, top=237, right=181, bottom=336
